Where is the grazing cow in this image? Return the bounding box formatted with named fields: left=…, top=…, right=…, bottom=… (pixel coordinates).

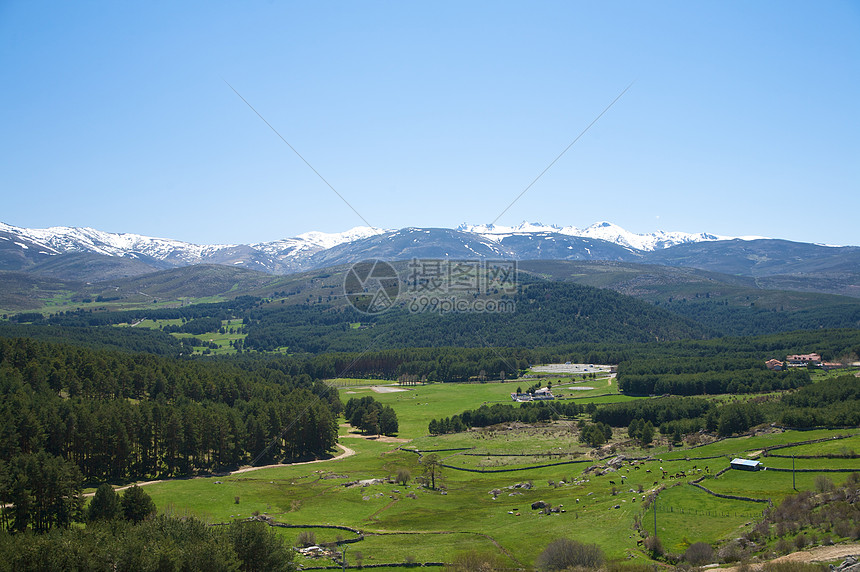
left=637, top=539, right=644, bottom=546
left=609, top=480, right=616, bottom=485
left=645, top=469, right=651, bottom=473
left=653, top=481, right=658, bottom=486
left=634, top=466, right=640, bottom=470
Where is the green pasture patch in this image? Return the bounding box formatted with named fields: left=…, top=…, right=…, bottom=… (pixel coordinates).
left=340, top=379, right=642, bottom=441
left=128, top=318, right=184, bottom=329
left=270, top=525, right=357, bottom=547
left=761, top=456, right=860, bottom=471
left=702, top=466, right=819, bottom=504
left=659, top=429, right=855, bottom=461
left=647, top=484, right=766, bottom=553
left=329, top=378, right=393, bottom=388
left=339, top=381, right=527, bottom=439
left=769, top=433, right=860, bottom=456
left=342, top=532, right=508, bottom=567
left=810, top=367, right=860, bottom=382
left=573, top=394, right=641, bottom=404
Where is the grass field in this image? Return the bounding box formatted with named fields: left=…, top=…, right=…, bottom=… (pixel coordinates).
left=118, top=317, right=248, bottom=355
left=139, top=378, right=860, bottom=569
left=337, top=375, right=630, bottom=440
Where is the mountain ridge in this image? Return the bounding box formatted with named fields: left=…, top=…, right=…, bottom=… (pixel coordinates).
left=2, top=221, right=858, bottom=292
left=0, top=219, right=773, bottom=269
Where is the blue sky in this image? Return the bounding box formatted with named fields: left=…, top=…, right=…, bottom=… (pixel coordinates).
left=1, top=1, right=858, bottom=246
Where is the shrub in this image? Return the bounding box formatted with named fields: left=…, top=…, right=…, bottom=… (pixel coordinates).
left=793, top=533, right=808, bottom=550
left=814, top=476, right=834, bottom=493
left=296, top=530, right=316, bottom=547
left=718, top=541, right=744, bottom=563
left=397, top=468, right=411, bottom=485
left=444, top=550, right=507, bottom=571
left=684, top=542, right=714, bottom=565
left=535, top=538, right=604, bottom=570
left=644, top=535, right=664, bottom=558
left=834, top=519, right=853, bottom=538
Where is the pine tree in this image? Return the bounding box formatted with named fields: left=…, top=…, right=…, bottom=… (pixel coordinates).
left=87, top=483, right=119, bottom=522
left=121, top=485, right=156, bottom=524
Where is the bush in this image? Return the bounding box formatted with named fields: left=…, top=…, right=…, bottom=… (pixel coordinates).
left=814, top=476, right=834, bottom=493
left=793, top=533, right=808, bottom=550
left=644, top=535, right=664, bottom=558
left=685, top=542, right=714, bottom=565
left=444, top=550, right=507, bottom=571
left=718, top=541, right=744, bottom=563
left=296, top=530, right=316, bottom=547
left=397, top=468, right=411, bottom=486
left=535, top=538, right=604, bottom=570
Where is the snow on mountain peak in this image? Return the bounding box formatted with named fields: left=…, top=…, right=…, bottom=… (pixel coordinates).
left=460, top=221, right=729, bottom=250
left=294, top=226, right=387, bottom=249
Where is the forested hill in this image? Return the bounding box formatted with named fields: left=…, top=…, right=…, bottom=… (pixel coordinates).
left=34, top=280, right=709, bottom=354
left=0, top=322, right=187, bottom=355
left=242, top=281, right=709, bottom=353
left=0, top=337, right=341, bottom=491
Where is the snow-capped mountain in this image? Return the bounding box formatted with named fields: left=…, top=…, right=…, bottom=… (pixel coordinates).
left=0, top=221, right=387, bottom=273
left=457, top=221, right=732, bottom=251
left=252, top=226, right=386, bottom=257
left=0, top=219, right=778, bottom=279
left=0, top=222, right=233, bottom=264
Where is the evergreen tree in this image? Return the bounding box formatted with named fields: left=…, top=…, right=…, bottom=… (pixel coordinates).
left=120, top=485, right=156, bottom=524
left=379, top=406, right=399, bottom=436
left=87, top=483, right=119, bottom=522
left=640, top=421, right=655, bottom=447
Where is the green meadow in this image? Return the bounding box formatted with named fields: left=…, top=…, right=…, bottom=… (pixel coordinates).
left=138, top=379, right=860, bottom=569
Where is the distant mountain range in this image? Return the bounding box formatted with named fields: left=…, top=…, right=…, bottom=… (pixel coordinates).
left=0, top=220, right=763, bottom=272
left=1, top=221, right=859, bottom=295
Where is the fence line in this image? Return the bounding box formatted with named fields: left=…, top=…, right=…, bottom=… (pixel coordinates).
left=688, top=482, right=772, bottom=505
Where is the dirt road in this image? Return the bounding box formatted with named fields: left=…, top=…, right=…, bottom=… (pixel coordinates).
left=87, top=443, right=356, bottom=497
left=723, top=544, right=860, bottom=572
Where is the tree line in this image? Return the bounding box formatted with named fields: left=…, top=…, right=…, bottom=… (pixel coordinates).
left=343, top=396, right=399, bottom=436
left=428, top=401, right=583, bottom=435
left=0, top=337, right=340, bottom=526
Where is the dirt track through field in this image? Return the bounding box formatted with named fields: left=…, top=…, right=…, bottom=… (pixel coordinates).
left=87, top=443, right=356, bottom=497
left=723, top=544, right=860, bottom=572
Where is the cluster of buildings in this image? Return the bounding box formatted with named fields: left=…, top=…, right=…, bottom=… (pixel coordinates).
left=511, top=387, right=555, bottom=402
left=765, top=353, right=846, bottom=371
